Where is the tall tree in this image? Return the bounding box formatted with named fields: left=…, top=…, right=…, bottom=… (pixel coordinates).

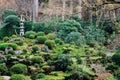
left=33, top=0, right=39, bottom=22
left=78, top=0, right=82, bottom=19
left=62, top=0, right=66, bottom=21
left=70, top=0, right=73, bottom=16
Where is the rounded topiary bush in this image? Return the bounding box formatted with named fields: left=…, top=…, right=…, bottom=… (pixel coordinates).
left=31, top=56, right=44, bottom=64
left=36, top=36, right=47, bottom=44
left=37, top=32, right=45, bottom=36
left=0, top=43, right=18, bottom=50
left=45, top=40, right=55, bottom=49
left=36, top=73, right=45, bottom=79
left=10, top=63, right=27, bottom=74
left=10, top=74, right=26, bottom=80
left=11, top=35, right=17, bottom=38
left=3, top=36, right=9, bottom=42
left=112, top=53, right=120, bottom=65
left=25, top=31, right=36, bottom=39
left=0, top=63, right=7, bottom=75
left=54, top=38, right=62, bottom=44
left=47, top=33, right=56, bottom=40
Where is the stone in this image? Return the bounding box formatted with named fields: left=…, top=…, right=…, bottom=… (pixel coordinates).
left=14, top=50, right=23, bottom=55
left=43, top=45, right=50, bottom=53
left=5, top=47, right=13, bottom=54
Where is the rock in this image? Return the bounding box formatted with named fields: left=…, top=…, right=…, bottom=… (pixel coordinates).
left=43, top=45, right=50, bottom=53
left=14, top=50, right=23, bottom=55
left=5, top=47, right=13, bottom=54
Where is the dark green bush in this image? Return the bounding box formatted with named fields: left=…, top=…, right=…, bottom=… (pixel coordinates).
left=65, top=32, right=85, bottom=46
left=0, top=15, right=20, bottom=37
left=10, top=74, right=26, bottom=80
left=36, top=73, right=45, bottom=79
left=10, top=63, right=27, bottom=74
left=36, top=36, right=47, bottom=44
left=29, top=34, right=36, bottom=39
left=0, top=43, right=18, bottom=50
left=33, top=22, right=44, bottom=32
left=2, top=9, right=17, bottom=20
left=54, top=54, right=73, bottom=71
left=4, top=15, right=20, bottom=27
left=112, top=53, right=120, bottom=65
left=25, top=31, right=36, bottom=39
left=24, top=21, right=33, bottom=31
left=54, top=38, right=62, bottom=44
left=31, top=56, right=44, bottom=64
left=45, top=40, right=55, bottom=49
left=0, top=63, right=7, bottom=75
left=37, top=32, right=45, bottom=36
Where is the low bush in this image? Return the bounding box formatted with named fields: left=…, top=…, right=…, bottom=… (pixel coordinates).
left=0, top=43, right=18, bottom=50
left=54, top=54, right=73, bottom=71
left=25, top=31, right=36, bottom=39
left=3, top=36, right=9, bottom=42
left=36, top=36, right=47, bottom=44
left=45, top=40, right=56, bottom=49
left=31, top=56, right=44, bottom=64
left=112, top=53, right=120, bottom=65
left=0, top=63, right=7, bottom=75
left=10, top=63, right=27, bottom=74
left=11, top=35, right=17, bottom=38
left=65, top=32, right=85, bottom=46
left=47, top=33, right=56, bottom=40
left=37, top=32, right=45, bottom=36
left=54, top=38, right=62, bottom=44
left=31, top=45, right=40, bottom=53
left=15, top=41, right=23, bottom=46
left=36, top=73, right=45, bottom=79
left=8, top=50, right=15, bottom=55
left=10, top=74, right=26, bottom=80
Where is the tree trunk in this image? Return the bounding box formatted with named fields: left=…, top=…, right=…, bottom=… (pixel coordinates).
left=62, top=0, right=66, bottom=21
left=33, top=0, right=38, bottom=22
left=70, top=0, right=73, bottom=16
left=78, top=0, right=82, bottom=19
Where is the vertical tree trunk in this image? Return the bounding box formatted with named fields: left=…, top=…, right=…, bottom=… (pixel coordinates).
left=70, top=0, right=73, bottom=16
left=62, top=0, right=66, bottom=21
left=78, top=0, right=82, bottom=19
left=33, top=0, right=38, bottom=22
left=113, top=10, right=116, bottom=22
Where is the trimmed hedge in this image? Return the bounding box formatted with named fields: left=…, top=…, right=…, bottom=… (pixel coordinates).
left=36, top=36, right=47, bottom=44
left=10, top=74, right=26, bottom=80
left=0, top=43, right=18, bottom=50
left=10, top=63, right=27, bottom=74
left=45, top=40, right=55, bottom=49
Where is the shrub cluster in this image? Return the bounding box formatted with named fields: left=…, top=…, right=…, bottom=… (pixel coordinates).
left=10, top=74, right=26, bottom=80
left=25, top=31, right=36, bottom=39
left=10, top=63, right=27, bottom=74
left=36, top=36, right=47, bottom=44
left=45, top=40, right=56, bottom=49
left=0, top=43, right=18, bottom=50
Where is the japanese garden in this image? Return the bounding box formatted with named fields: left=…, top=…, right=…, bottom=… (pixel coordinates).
left=0, top=0, right=120, bottom=80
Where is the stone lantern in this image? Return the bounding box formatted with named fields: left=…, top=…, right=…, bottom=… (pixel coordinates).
left=20, top=15, right=25, bottom=36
